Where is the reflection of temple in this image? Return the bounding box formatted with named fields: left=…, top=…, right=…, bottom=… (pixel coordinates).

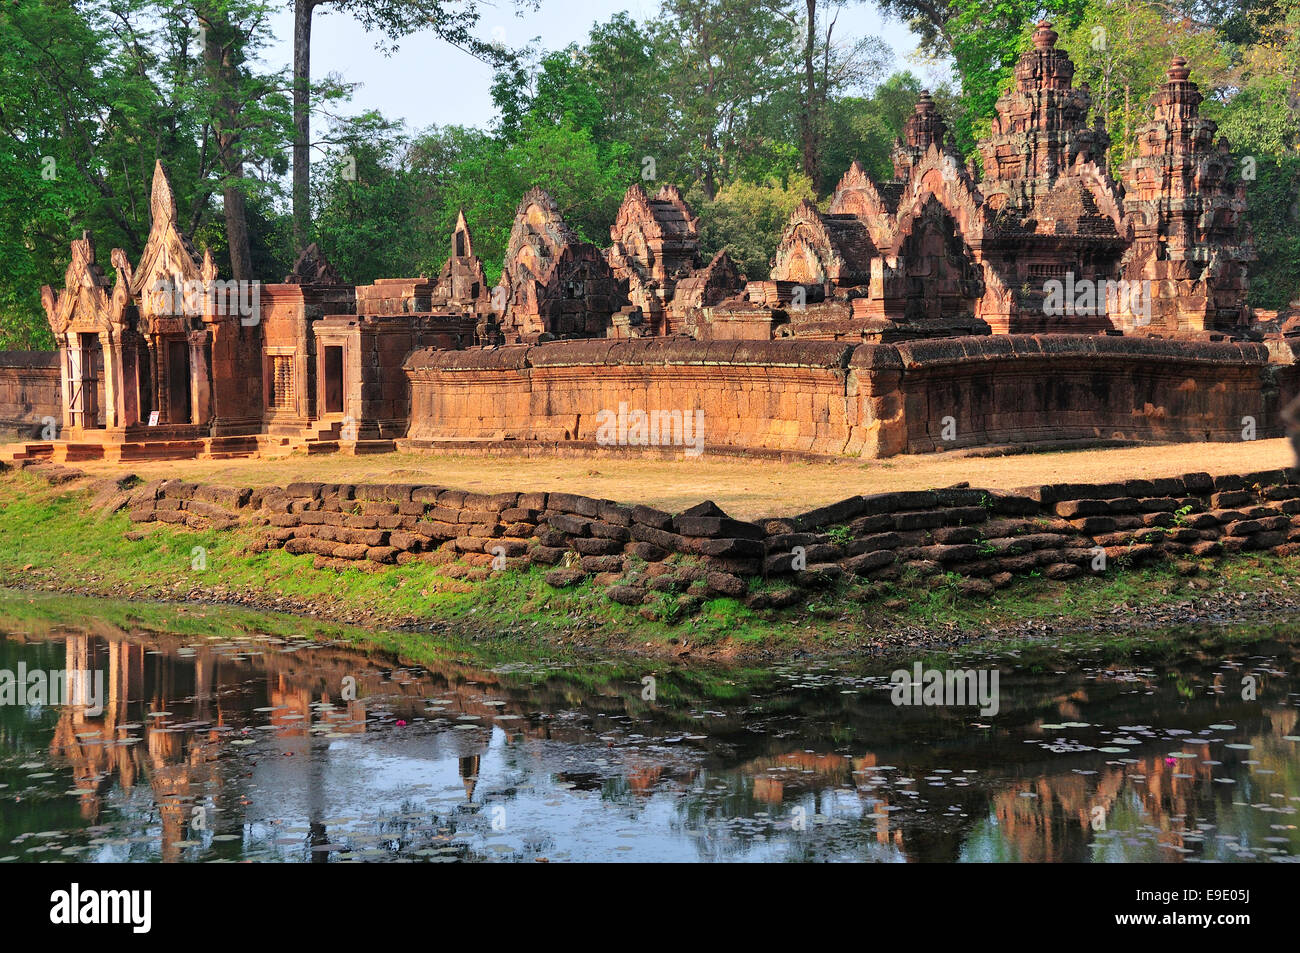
left=46, top=630, right=223, bottom=860
left=14, top=613, right=1300, bottom=863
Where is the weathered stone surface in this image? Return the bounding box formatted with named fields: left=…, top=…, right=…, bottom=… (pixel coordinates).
left=630, top=523, right=686, bottom=552
left=1044, top=562, right=1082, bottom=580
left=572, top=537, right=623, bottom=556
left=588, top=520, right=631, bottom=542
left=844, top=550, right=895, bottom=576
left=549, top=492, right=602, bottom=517
left=767, top=532, right=821, bottom=551
left=632, top=504, right=674, bottom=529
left=691, top=537, right=765, bottom=558
left=606, top=585, right=645, bottom=606
left=625, top=541, right=668, bottom=561
left=580, top=555, right=624, bottom=573
left=796, top=564, right=843, bottom=587
left=527, top=545, right=567, bottom=565
left=548, top=514, right=592, bottom=536
left=705, top=572, right=747, bottom=597
left=545, top=568, right=587, bottom=588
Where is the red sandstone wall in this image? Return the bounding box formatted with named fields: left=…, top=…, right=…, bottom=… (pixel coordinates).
left=406, top=340, right=863, bottom=455
left=406, top=336, right=1286, bottom=458
left=889, top=336, right=1277, bottom=452
left=0, top=351, right=60, bottom=439
left=208, top=320, right=264, bottom=436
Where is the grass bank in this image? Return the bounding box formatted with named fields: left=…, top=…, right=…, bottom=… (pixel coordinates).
left=1, top=469, right=1298, bottom=660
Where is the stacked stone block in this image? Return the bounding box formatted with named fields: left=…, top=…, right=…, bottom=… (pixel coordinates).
left=94, top=463, right=1300, bottom=614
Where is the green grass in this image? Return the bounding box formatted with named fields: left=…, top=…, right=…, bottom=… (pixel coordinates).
left=1, top=469, right=1299, bottom=658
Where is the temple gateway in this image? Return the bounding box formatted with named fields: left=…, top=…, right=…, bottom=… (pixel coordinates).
left=3, top=24, right=1295, bottom=461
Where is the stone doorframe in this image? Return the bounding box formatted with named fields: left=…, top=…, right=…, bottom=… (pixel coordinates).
left=145, top=330, right=213, bottom=427
left=59, top=329, right=142, bottom=434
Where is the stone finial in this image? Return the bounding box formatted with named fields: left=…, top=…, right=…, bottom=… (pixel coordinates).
left=452, top=210, right=474, bottom=258
left=1033, top=20, right=1058, bottom=49
left=150, top=160, right=179, bottom=228
left=201, top=247, right=219, bottom=284
left=1167, top=56, right=1190, bottom=82
left=903, top=90, right=947, bottom=153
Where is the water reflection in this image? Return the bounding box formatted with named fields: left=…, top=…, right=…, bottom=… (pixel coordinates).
left=1, top=606, right=1298, bottom=862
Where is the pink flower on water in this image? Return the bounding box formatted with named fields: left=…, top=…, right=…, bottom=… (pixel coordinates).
left=395, top=720, right=407, bottom=727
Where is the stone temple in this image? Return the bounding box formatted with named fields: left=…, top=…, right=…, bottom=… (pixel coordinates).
left=1, top=23, right=1294, bottom=462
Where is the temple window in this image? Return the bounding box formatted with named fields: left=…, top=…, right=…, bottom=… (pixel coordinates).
left=267, top=353, right=295, bottom=410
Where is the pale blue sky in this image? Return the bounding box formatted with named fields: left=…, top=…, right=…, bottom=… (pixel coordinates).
left=261, top=0, right=948, bottom=135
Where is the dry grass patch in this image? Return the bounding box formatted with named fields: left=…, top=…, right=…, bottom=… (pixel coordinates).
left=56, top=438, right=1294, bottom=520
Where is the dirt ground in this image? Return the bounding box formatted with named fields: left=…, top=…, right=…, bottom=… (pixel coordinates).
left=56, top=437, right=1296, bottom=520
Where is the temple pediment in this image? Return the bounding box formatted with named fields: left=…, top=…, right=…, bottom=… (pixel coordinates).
left=40, top=233, right=134, bottom=339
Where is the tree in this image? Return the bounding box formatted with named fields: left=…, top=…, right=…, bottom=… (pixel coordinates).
left=437, top=117, right=632, bottom=273
left=689, top=173, right=817, bottom=278
left=762, top=0, right=892, bottom=188
left=0, top=0, right=226, bottom=344
left=874, top=0, right=1089, bottom=152
left=1215, top=0, right=1300, bottom=307
left=290, top=0, right=517, bottom=253
left=652, top=0, right=801, bottom=198
left=1055, top=0, right=1230, bottom=165
left=311, top=113, right=425, bottom=283
left=193, top=0, right=293, bottom=280
left=819, top=71, right=929, bottom=183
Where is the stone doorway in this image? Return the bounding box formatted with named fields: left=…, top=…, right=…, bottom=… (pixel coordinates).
left=323, top=345, right=345, bottom=415
left=166, top=339, right=191, bottom=424
left=67, top=332, right=105, bottom=429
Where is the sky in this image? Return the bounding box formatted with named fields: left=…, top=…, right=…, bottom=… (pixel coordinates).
left=261, top=0, right=949, bottom=136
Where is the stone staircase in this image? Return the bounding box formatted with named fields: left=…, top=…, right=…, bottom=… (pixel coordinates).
left=1, top=434, right=265, bottom=464
left=2, top=420, right=398, bottom=466
left=0, top=441, right=54, bottom=464
left=291, top=419, right=396, bottom=456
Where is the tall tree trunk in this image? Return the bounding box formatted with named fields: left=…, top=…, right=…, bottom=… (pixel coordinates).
left=222, top=182, right=252, bottom=280
left=800, top=0, right=817, bottom=184
left=199, top=7, right=253, bottom=281
left=292, top=0, right=315, bottom=253
left=703, top=130, right=717, bottom=200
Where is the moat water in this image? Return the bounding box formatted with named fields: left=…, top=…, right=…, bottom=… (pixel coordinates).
left=1, top=591, right=1298, bottom=863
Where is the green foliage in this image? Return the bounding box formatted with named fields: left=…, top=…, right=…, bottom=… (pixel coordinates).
left=826, top=524, right=854, bottom=544
left=0, top=0, right=161, bottom=348
left=1055, top=2, right=1232, bottom=166
left=312, top=113, right=632, bottom=285
left=438, top=118, right=633, bottom=272
left=0, top=0, right=295, bottom=345
left=2, top=0, right=1299, bottom=341
left=1212, top=0, right=1300, bottom=308
left=820, top=73, right=925, bottom=183
left=689, top=174, right=818, bottom=280
left=311, top=114, right=430, bottom=284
